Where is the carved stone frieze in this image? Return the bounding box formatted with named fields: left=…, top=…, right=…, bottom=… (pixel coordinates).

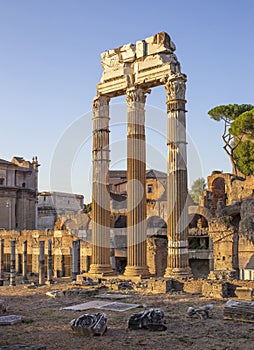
left=97, top=32, right=181, bottom=96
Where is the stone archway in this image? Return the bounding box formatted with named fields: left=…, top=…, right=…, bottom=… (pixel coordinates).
left=89, top=32, right=191, bottom=278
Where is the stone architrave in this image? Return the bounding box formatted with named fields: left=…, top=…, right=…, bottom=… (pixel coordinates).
left=124, top=87, right=150, bottom=278
left=164, top=74, right=191, bottom=277
left=9, top=240, right=16, bottom=286
left=88, top=95, right=114, bottom=276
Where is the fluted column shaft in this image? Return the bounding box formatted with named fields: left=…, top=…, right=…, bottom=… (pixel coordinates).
left=164, top=74, right=191, bottom=277
left=89, top=95, right=113, bottom=275
left=124, top=87, right=150, bottom=278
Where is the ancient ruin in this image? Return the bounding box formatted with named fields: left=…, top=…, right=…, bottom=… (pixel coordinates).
left=0, top=33, right=254, bottom=297
left=90, top=32, right=191, bottom=278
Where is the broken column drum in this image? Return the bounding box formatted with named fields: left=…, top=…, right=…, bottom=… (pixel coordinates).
left=90, top=32, right=191, bottom=277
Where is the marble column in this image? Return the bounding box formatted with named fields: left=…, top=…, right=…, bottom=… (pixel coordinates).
left=22, top=240, right=28, bottom=281
left=124, top=87, right=150, bottom=278
left=164, top=74, right=191, bottom=277
left=39, top=241, right=45, bottom=284
left=9, top=240, right=16, bottom=286
left=72, top=240, right=79, bottom=281
left=0, top=239, right=4, bottom=279
left=47, top=239, right=53, bottom=284
left=88, top=94, right=113, bottom=276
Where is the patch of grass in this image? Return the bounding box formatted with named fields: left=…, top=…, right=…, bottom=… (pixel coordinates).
left=22, top=318, right=34, bottom=324
left=0, top=341, right=9, bottom=346
left=39, top=310, right=52, bottom=316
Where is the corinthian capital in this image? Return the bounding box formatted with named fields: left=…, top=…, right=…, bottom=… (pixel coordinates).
left=165, top=73, right=187, bottom=101
left=126, top=87, right=151, bottom=105
left=92, top=94, right=110, bottom=113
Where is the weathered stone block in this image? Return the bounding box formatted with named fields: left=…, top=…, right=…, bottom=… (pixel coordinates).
left=235, top=287, right=254, bottom=301
left=183, top=280, right=203, bottom=294
left=224, top=299, right=254, bottom=323
left=146, top=278, right=172, bottom=293
left=202, top=281, right=228, bottom=299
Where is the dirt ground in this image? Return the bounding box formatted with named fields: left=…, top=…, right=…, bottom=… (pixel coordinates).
left=0, top=278, right=254, bottom=350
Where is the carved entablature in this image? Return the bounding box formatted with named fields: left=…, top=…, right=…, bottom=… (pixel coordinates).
left=97, top=32, right=183, bottom=97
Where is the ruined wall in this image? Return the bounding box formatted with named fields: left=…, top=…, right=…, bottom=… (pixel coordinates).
left=208, top=217, right=239, bottom=279
left=238, top=199, right=254, bottom=270
left=0, top=229, right=77, bottom=277
left=146, top=236, right=167, bottom=276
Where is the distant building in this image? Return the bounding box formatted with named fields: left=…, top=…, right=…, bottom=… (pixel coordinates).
left=38, top=191, right=84, bottom=229
left=0, top=156, right=39, bottom=229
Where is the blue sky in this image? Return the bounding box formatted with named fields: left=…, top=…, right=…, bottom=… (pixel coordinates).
left=1, top=0, right=254, bottom=202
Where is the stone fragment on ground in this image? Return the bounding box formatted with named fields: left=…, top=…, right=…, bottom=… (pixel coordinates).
left=235, top=287, right=254, bottom=301
left=45, top=290, right=62, bottom=298
left=61, top=300, right=139, bottom=312
left=187, top=304, right=214, bottom=319
left=224, top=299, right=254, bottom=323
left=70, top=312, right=107, bottom=336
left=128, top=309, right=167, bottom=331
left=0, top=344, right=46, bottom=349
left=0, top=315, right=22, bottom=325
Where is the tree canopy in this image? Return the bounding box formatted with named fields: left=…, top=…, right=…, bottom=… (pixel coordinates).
left=208, top=104, right=254, bottom=176
left=229, top=109, right=254, bottom=139
left=190, top=177, right=206, bottom=203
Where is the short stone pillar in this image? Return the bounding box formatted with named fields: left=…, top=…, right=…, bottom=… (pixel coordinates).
left=0, top=239, right=4, bottom=280
left=9, top=240, right=16, bottom=286
left=47, top=239, right=53, bottom=284
left=38, top=241, right=45, bottom=285
left=22, top=240, right=28, bottom=281
left=72, top=240, right=80, bottom=281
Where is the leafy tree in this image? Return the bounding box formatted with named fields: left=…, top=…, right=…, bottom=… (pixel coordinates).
left=229, top=109, right=254, bottom=139
left=208, top=104, right=254, bottom=175
left=233, top=140, right=254, bottom=176
left=190, top=177, right=206, bottom=203
left=84, top=202, right=92, bottom=213
left=228, top=109, right=254, bottom=176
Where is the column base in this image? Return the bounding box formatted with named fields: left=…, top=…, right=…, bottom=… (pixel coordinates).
left=164, top=267, right=192, bottom=278
left=88, top=264, right=115, bottom=276
left=124, top=265, right=150, bottom=279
